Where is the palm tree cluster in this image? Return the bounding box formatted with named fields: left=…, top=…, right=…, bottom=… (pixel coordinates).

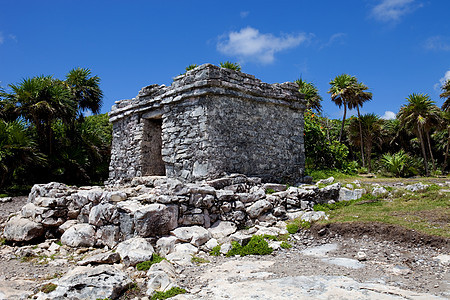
left=0, top=68, right=111, bottom=193
left=302, top=74, right=449, bottom=177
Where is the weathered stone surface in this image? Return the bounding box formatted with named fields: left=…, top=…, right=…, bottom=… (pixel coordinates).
left=208, top=221, right=237, bottom=240
left=36, top=265, right=131, bottom=300
left=89, top=203, right=119, bottom=226
left=405, top=183, right=429, bottom=192
left=230, top=232, right=252, bottom=246
left=61, top=224, right=96, bottom=247
left=78, top=251, right=121, bottom=266
left=3, top=216, right=44, bottom=242
left=116, top=237, right=155, bottom=267
left=372, top=186, right=388, bottom=196
left=156, top=236, right=178, bottom=257
left=134, top=204, right=178, bottom=237
left=96, top=225, right=120, bottom=248
left=339, top=188, right=365, bottom=201
left=108, top=64, right=305, bottom=184
left=246, top=200, right=273, bottom=219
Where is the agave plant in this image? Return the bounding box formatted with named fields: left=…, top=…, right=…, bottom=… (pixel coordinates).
left=219, top=61, right=241, bottom=72
left=381, top=150, right=418, bottom=177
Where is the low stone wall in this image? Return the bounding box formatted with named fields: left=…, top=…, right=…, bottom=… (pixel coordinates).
left=1, top=175, right=357, bottom=247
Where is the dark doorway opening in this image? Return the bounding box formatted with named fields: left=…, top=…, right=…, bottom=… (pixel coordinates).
left=141, top=118, right=165, bottom=176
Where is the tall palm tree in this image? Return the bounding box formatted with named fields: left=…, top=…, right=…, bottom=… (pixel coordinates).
left=440, top=79, right=450, bottom=172
left=440, top=79, right=450, bottom=111
left=328, top=74, right=357, bottom=142
left=8, top=76, right=76, bottom=155
left=295, top=78, right=323, bottom=112
left=397, top=93, right=441, bottom=176
left=347, top=114, right=383, bottom=172
left=348, top=81, right=372, bottom=168
left=66, top=67, right=103, bottom=117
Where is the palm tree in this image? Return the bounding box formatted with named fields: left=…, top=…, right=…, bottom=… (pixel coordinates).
left=348, top=82, right=372, bottom=168
left=397, top=93, right=441, bottom=176
left=8, top=76, right=76, bottom=155
left=295, top=78, right=323, bottom=112
left=347, top=113, right=383, bottom=172
left=328, top=74, right=357, bottom=142
left=440, top=79, right=450, bottom=111
left=65, top=67, right=103, bottom=118
left=440, top=80, right=450, bottom=172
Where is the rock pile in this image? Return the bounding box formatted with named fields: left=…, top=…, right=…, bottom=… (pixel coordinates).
left=3, top=174, right=350, bottom=246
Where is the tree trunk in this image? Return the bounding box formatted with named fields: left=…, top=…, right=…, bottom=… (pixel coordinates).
left=443, top=125, right=449, bottom=173
left=417, top=124, right=429, bottom=176
left=356, top=106, right=365, bottom=168
left=425, top=131, right=436, bottom=172
left=339, top=103, right=347, bottom=142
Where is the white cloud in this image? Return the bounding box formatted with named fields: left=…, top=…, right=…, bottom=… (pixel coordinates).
left=425, top=36, right=450, bottom=51
left=381, top=111, right=396, bottom=120
left=320, top=33, right=346, bottom=49
left=8, top=34, right=17, bottom=42
left=0, top=32, right=4, bottom=44
left=217, top=27, right=310, bottom=64
left=370, top=0, right=421, bottom=23
left=240, top=11, right=249, bottom=18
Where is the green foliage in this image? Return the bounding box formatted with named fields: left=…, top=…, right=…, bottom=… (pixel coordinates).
left=136, top=254, right=166, bottom=271
left=286, top=223, right=299, bottom=234
left=40, top=283, right=57, bottom=293
left=209, top=245, right=221, bottom=256
left=280, top=241, right=292, bottom=249
left=265, top=188, right=276, bottom=194
left=0, top=238, right=5, bottom=245
left=295, top=78, right=322, bottom=112
left=219, top=61, right=241, bottom=71
left=381, top=150, right=418, bottom=177
left=151, top=287, right=187, bottom=300
left=191, top=255, right=210, bottom=264
left=185, top=64, right=198, bottom=72
left=304, top=110, right=356, bottom=173
left=226, top=235, right=273, bottom=257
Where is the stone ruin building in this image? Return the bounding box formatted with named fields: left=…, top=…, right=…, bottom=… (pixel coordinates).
left=108, top=63, right=306, bottom=185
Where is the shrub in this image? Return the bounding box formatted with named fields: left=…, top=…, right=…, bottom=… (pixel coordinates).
left=191, top=255, right=210, bottom=264
left=265, top=188, right=276, bottom=194
left=381, top=150, right=419, bottom=177
left=151, top=287, right=187, bottom=300
left=226, top=235, right=273, bottom=257
left=136, top=254, right=166, bottom=271
left=185, top=64, right=198, bottom=72
left=209, top=245, right=221, bottom=256
left=280, top=241, right=292, bottom=249
left=219, top=61, right=241, bottom=71
left=40, top=283, right=57, bottom=293
left=286, top=223, right=299, bottom=234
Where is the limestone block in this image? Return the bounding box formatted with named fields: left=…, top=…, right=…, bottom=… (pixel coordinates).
left=3, top=216, right=44, bottom=242
left=61, top=224, right=96, bottom=247
left=134, top=203, right=178, bottom=237
left=116, top=237, right=155, bottom=267
left=246, top=200, right=273, bottom=219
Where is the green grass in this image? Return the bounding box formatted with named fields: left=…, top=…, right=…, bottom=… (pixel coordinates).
left=280, top=241, right=292, bottom=249
left=136, top=254, right=166, bottom=271
left=317, top=185, right=450, bottom=238
left=151, top=287, right=187, bottom=300
left=209, top=245, right=221, bottom=256
left=40, top=283, right=57, bottom=293
left=191, top=255, right=210, bottom=264
left=306, top=169, right=356, bottom=181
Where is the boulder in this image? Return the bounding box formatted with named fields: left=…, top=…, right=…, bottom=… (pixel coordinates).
left=89, top=203, right=119, bottom=226
left=134, top=204, right=178, bottom=237
left=35, top=265, right=131, bottom=300
left=116, top=237, right=154, bottom=267
left=339, top=188, right=365, bottom=201
left=156, top=236, right=178, bottom=257
left=246, top=200, right=273, bottom=219
left=208, top=221, right=237, bottom=240
left=3, top=216, right=44, bottom=242
left=96, top=225, right=120, bottom=248
left=317, top=177, right=334, bottom=185
left=372, top=186, right=388, bottom=196
left=171, top=226, right=212, bottom=246
left=78, top=251, right=121, bottom=266
left=61, top=224, right=96, bottom=247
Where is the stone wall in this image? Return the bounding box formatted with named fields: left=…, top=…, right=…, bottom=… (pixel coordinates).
left=108, top=64, right=305, bottom=184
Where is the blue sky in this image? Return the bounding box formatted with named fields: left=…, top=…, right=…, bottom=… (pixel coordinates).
left=1, top=0, right=449, bottom=120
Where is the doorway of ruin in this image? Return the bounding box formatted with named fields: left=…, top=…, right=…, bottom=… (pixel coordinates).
left=141, top=118, right=166, bottom=176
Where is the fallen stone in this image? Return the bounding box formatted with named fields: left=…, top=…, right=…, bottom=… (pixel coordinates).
left=3, top=216, right=45, bottom=242
left=61, top=224, right=96, bottom=247
left=208, top=220, right=237, bottom=240
left=156, top=236, right=178, bottom=257
left=134, top=203, right=178, bottom=237
left=372, top=186, right=388, bottom=196
left=116, top=237, right=155, bottom=267
left=246, top=200, right=273, bottom=219
left=35, top=265, right=132, bottom=300
left=317, top=177, right=334, bottom=185
left=78, top=251, right=121, bottom=266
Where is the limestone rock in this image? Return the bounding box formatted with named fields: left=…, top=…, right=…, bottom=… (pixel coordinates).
left=208, top=221, right=237, bottom=240
left=134, top=204, right=178, bottom=237
left=116, top=237, right=155, bottom=267
left=339, top=188, right=365, bottom=201
left=96, top=225, right=120, bottom=248
left=89, top=203, right=119, bottom=226
left=171, top=226, right=212, bottom=246
left=36, top=265, right=132, bottom=300
left=317, top=177, right=334, bottom=185
left=78, top=251, right=121, bottom=266
left=372, top=186, right=388, bottom=196
left=3, top=216, right=44, bottom=242
left=156, top=236, right=178, bottom=257
left=61, top=224, right=96, bottom=247
left=246, top=200, right=273, bottom=219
